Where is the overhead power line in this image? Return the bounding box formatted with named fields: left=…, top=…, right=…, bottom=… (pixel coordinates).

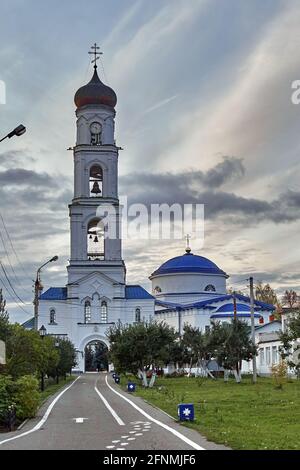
left=0, top=213, right=31, bottom=282
left=0, top=262, right=27, bottom=305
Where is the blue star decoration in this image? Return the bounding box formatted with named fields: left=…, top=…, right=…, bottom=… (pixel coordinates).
left=127, top=382, right=136, bottom=392
left=178, top=403, right=194, bottom=421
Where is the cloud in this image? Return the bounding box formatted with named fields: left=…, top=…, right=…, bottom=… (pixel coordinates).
left=120, top=157, right=300, bottom=224
left=0, top=168, right=56, bottom=187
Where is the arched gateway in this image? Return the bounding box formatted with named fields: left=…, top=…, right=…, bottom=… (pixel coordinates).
left=84, top=340, right=108, bottom=372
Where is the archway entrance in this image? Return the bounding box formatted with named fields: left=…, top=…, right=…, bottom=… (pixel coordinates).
left=84, top=340, right=108, bottom=372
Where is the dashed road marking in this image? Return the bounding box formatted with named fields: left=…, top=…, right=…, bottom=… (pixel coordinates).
left=105, top=375, right=205, bottom=451
left=94, top=384, right=125, bottom=426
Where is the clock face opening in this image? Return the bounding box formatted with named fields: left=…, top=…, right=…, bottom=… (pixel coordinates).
left=90, top=122, right=102, bottom=134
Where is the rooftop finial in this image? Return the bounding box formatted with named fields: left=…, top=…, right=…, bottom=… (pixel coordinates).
left=185, top=234, right=192, bottom=254
left=88, top=42, right=103, bottom=70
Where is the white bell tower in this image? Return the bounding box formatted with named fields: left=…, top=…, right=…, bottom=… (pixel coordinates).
left=67, top=45, right=125, bottom=286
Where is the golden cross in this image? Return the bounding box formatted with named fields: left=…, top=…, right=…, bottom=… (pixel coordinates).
left=88, top=43, right=103, bottom=68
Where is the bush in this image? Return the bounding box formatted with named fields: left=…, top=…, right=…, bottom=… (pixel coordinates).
left=271, top=360, right=288, bottom=389
left=13, top=375, right=40, bottom=419
left=0, top=374, right=40, bottom=426
left=0, top=375, right=13, bottom=423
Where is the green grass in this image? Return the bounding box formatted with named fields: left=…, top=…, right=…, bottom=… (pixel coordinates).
left=119, top=375, right=300, bottom=450
left=39, top=375, right=75, bottom=405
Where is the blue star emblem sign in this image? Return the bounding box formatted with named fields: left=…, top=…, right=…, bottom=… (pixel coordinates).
left=127, top=382, right=136, bottom=392
left=178, top=403, right=194, bottom=421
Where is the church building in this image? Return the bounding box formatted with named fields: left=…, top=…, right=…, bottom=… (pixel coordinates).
left=36, top=49, right=275, bottom=373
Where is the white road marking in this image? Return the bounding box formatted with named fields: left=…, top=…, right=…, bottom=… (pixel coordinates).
left=105, top=375, right=205, bottom=451
left=112, top=440, right=120, bottom=443
left=129, top=431, right=136, bottom=434
left=94, top=385, right=125, bottom=426
left=106, top=445, right=115, bottom=449
left=120, top=442, right=129, bottom=446
left=127, top=437, right=135, bottom=441
left=116, top=448, right=125, bottom=450
left=73, top=417, right=88, bottom=423
left=135, top=433, right=143, bottom=436
left=0, top=377, right=80, bottom=446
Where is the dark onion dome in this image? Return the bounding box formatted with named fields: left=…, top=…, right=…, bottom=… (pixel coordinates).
left=150, top=251, right=228, bottom=278
left=74, top=67, right=117, bottom=109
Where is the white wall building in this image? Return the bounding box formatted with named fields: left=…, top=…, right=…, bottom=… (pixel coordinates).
left=25, top=53, right=278, bottom=374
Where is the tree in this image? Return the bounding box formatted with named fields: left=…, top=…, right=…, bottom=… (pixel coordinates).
left=47, top=338, right=77, bottom=379
left=0, top=288, right=10, bottom=342
left=211, top=319, right=257, bottom=383
left=255, top=282, right=279, bottom=307
left=181, top=325, right=215, bottom=378
left=107, top=321, right=177, bottom=387
left=279, top=311, right=300, bottom=377
left=282, top=290, right=300, bottom=309
left=5, top=325, right=59, bottom=380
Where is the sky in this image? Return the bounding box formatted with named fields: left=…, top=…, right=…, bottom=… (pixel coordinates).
left=0, top=0, right=300, bottom=323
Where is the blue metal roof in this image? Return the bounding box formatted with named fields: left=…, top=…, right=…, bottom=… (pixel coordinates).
left=215, top=303, right=261, bottom=313
left=151, top=252, right=227, bottom=277
left=211, top=313, right=261, bottom=319
left=39, top=287, right=68, bottom=300
left=155, top=293, right=275, bottom=314
left=125, top=285, right=154, bottom=300
left=22, top=317, right=34, bottom=329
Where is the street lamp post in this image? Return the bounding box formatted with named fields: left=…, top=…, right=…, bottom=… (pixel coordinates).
left=39, top=325, right=47, bottom=392
left=55, top=340, right=60, bottom=384
left=0, top=124, right=26, bottom=143
left=33, top=256, right=58, bottom=331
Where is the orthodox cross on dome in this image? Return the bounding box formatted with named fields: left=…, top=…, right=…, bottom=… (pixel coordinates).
left=88, top=42, right=103, bottom=69
left=185, top=234, right=191, bottom=254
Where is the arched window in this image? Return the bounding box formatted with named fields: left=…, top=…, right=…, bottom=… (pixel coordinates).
left=89, top=165, right=103, bottom=197
left=204, top=284, right=216, bottom=292
left=49, top=309, right=56, bottom=324
left=87, top=218, right=105, bottom=261
left=84, top=301, right=91, bottom=323
left=135, top=308, right=141, bottom=323
left=100, top=301, right=108, bottom=323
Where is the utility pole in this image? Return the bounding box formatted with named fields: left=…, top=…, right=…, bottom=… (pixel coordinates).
left=33, top=256, right=59, bottom=330
left=249, top=276, right=257, bottom=383
left=233, top=291, right=237, bottom=320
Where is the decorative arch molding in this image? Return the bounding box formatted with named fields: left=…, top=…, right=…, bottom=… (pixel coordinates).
left=80, top=295, right=93, bottom=305
left=79, top=334, right=109, bottom=353
left=100, top=295, right=111, bottom=304
left=77, top=114, right=89, bottom=124
left=91, top=292, right=101, bottom=301
left=86, top=159, right=109, bottom=173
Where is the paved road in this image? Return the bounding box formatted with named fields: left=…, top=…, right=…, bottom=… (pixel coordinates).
left=0, top=373, right=228, bottom=450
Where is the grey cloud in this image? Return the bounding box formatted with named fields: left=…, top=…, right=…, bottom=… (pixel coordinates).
left=121, top=156, right=245, bottom=192
left=120, top=161, right=300, bottom=225
left=205, top=157, right=245, bottom=188
left=0, top=168, right=56, bottom=187
left=0, top=150, right=36, bottom=168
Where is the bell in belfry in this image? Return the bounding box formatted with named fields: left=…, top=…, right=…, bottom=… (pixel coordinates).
left=91, top=181, right=101, bottom=195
